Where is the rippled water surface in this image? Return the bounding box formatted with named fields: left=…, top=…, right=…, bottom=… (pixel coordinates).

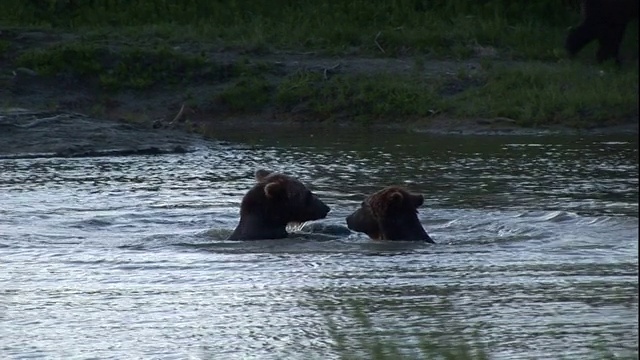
left=1, top=128, right=638, bottom=359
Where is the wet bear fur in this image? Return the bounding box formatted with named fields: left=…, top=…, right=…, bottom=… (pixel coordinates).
left=346, top=186, right=435, bottom=243
left=228, top=169, right=330, bottom=240
left=565, top=0, right=638, bottom=64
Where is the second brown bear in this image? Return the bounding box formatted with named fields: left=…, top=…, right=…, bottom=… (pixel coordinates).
left=346, top=186, right=435, bottom=243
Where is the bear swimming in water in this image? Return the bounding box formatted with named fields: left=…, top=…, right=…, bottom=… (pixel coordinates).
left=346, top=186, right=435, bottom=243
left=228, top=169, right=330, bottom=240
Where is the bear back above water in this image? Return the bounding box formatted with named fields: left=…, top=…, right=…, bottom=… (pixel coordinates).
left=228, top=169, right=330, bottom=240
left=346, top=186, right=435, bottom=243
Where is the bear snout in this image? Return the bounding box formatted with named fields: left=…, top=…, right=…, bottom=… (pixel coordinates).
left=318, top=202, right=330, bottom=217
left=345, top=213, right=354, bottom=229
left=304, top=196, right=330, bottom=220
left=345, top=208, right=371, bottom=233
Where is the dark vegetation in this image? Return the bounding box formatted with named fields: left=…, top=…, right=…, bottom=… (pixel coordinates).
left=565, top=0, right=639, bottom=64
left=1, top=0, right=588, bottom=59
left=0, top=0, right=637, bottom=130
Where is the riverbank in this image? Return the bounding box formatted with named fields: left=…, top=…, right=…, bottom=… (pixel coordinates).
left=0, top=2, right=638, bottom=144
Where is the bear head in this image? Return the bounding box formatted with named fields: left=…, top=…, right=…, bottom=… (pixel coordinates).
left=346, top=186, right=435, bottom=243
left=228, top=169, right=331, bottom=240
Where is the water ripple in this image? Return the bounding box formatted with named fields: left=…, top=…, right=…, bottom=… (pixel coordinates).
left=0, top=131, right=637, bottom=359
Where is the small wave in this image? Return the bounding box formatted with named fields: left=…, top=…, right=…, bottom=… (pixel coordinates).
left=68, top=218, right=114, bottom=228
left=40, top=239, right=84, bottom=245
left=121, top=232, right=203, bottom=250
left=581, top=216, right=614, bottom=226
left=114, top=264, right=202, bottom=271
left=448, top=214, right=553, bottom=245
left=512, top=210, right=622, bottom=227
left=543, top=211, right=578, bottom=222
left=63, top=259, right=108, bottom=265
left=199, top=228, right=233, bottom=240
left=599, top=141, right=629, bottom=145
left=514, top=210, right=580, bottom=223
left=358, top=240, right=433, bottom=255
left=116, top=244, right=147, bottom=251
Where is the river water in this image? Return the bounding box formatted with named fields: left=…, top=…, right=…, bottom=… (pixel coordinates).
left=1, top=128, right=637, bottom=359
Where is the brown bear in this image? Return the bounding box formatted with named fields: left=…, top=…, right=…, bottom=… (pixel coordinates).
left=346, top=186, right=435, bottom=243
left=228, top=169, right=331, bottom=240
left=565, top=0, right=638, bottom=64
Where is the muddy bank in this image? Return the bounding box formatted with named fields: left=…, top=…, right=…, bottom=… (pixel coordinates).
left=1, top=106, right=637, bottom=159
left=0, top=108, right=208, bottom=159
left=203, top=113, right=639, bottom=137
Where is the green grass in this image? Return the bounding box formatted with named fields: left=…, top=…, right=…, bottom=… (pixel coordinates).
left=272, top=62, right=638, bottom=127
left=0, top=0, right=588, bottom=60
left=12, top=42, right=272, bottom=91
left=14, top=42, right=208, bottom=90
left=448, top=62, right=639, bottom=126
left=0, top=40, right=10, bottom=56
left=276, top=72, right=440, bottom=122
left=217, top=75, right=273, bottom=112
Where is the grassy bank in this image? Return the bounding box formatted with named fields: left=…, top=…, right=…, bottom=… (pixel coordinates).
left=0, top=1, right=638, bottom=129
left=273, top=63, right=637, bottom=127
left=1, top=0, right=583, bottom=60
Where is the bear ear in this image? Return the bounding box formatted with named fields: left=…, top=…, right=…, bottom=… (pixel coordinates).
left=264, top=181, right=287, bottom=199
left=411, top=194, right=424, bottom=208
left=255, top=169, right=272, bottom=182
left=388, top=190, right=404, bottom=205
